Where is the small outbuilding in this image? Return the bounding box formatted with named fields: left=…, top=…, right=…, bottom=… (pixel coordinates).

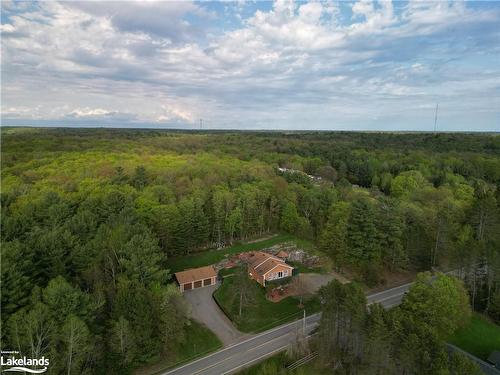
left=175, top=266, right=217, bottom=292
left=487, top=351, right=500, bottom=369
left=276, top=250, right=289, bottom=260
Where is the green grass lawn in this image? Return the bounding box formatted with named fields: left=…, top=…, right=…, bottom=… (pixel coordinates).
left=449, top=313, right=500, bottom=360
left=288, top=261, right=326, bottom=274
left=136, top=320, right=222, bottom=375
left=213, top=276, right=321, bottom=333
left=166, top=234, right=294, bottom=273
left=172, top=320, right=223, bottom=365
left=218, top=267, right=237, bottom=277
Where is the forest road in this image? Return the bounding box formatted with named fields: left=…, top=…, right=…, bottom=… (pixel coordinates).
left=162, top=281, right=412, bottom=375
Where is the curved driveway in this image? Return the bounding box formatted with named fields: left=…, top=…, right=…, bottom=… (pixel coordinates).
left=184, top=284, right=249, bottom=346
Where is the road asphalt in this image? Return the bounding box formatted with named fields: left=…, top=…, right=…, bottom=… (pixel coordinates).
left=161, top=281, right=413, bottom=375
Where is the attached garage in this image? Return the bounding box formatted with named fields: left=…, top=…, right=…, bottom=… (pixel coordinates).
left=175, top=266, right=217, bottom=293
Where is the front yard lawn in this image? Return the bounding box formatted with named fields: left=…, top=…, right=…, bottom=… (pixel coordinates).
left=213, top=276, right=321, bottom=333
left=173, top=320, right=223, bottom=365
left=448, top=313, right=500, bottom=360
left=288, top=261, right=326, bottom=274
left=166, top=234, right=294, bottom=273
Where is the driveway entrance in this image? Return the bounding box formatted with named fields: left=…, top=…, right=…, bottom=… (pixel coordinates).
left=184, top=284, right=248, bottom=346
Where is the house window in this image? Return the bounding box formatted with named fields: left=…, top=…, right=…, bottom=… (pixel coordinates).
left=278, top=271, right=283, bottom=278
left=284, top=270, right=288, bottom=276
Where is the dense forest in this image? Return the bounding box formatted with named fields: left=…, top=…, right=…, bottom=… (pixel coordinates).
left=1, top=128, right=499, bottom=374
left=314, top=273, right=479, bottom=374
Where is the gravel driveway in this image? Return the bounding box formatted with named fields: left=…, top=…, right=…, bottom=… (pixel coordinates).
left=183, top=284, right=247, bottom=346
left=296, top=271, right=350, bottom=295
left=297, top=273, right=335, bottom=294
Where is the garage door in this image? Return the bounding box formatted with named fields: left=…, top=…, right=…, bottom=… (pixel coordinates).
left=194, top=280, right=202, bottom=288
left=184, top=283, right=192, bottom=291
left=203, top=278, right=212, bottom=286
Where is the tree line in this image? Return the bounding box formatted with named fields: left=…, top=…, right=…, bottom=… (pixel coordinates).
left=314, top=273, right=480, bottom=374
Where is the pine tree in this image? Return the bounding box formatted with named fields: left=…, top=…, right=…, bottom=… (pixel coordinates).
left=119, top=232, right=168, bottom=287
left=1, top=241, right=33, bottom=317
left=319, top=201, right=350, bottom=268
left=347, top=199, right=381, bottom=264
left=132, top=165, right=149, bottom=190
left=378, top=198, right=407, bottom=270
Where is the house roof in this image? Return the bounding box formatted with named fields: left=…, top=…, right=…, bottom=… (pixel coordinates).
left=488, top=351, right=500, bottom=366
left=248, top=251, right=293, bottom=276
left=175, top=266, right=217, bottom=285
left=248, top=251, right=281, bottom=269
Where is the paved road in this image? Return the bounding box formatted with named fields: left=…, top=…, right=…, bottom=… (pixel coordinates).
left=366, top=281, right=412, bottom=308
left=184, top=284, right=247, bottom=346
left=162, top=281, right=413, bottom=375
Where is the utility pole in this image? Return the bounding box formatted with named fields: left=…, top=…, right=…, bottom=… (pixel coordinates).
left=433, top=103, right=439, bottom=132
left=303, top=309, right=306, bottom=334
left=199, top=118, right=203, bottom=130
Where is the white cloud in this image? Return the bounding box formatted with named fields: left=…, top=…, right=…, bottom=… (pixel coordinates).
left=1, top=0, right=499, bottom=130
left=0, top=23, right=15, bottom=32
left=156, top=104, right=195, bottom=123
left=68, top=108, right=117, bottom=118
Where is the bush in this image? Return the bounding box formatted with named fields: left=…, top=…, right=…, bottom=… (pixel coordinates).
left=265, top=276, right=293, bottom=289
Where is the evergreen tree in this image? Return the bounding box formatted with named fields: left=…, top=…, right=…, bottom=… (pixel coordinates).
left=1, top=241, right=32, bottom=317
left=316, top=280, right=367, bottom=372
left=131, top=165, right=149, bottom=190
left=119, top=232, right=168, bottom=287
left=319, top=201, right=350, bottom=268
left=378, top=198, right=407, bottom=270
left=347, top=199, right=381, bottom=263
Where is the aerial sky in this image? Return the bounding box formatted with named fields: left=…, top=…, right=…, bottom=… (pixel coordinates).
left=1, top=0, right=499, bottom=131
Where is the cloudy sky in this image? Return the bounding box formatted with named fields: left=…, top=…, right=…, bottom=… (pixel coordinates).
left=1, top=0, right=499, bottom=131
